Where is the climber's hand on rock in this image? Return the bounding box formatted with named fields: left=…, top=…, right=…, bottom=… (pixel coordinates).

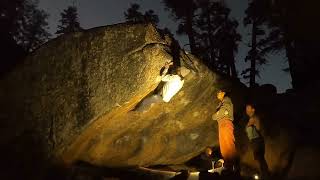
left=165, top=61, right=173, bottom=68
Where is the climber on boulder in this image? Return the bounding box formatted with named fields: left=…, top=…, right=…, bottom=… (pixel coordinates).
left=134, top=61, right=185, bottom=112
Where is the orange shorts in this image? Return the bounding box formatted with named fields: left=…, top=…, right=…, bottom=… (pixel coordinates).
left=218, top=118, right=237, bottom=162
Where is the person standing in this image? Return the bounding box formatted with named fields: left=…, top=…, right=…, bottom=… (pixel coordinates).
left=245, top=103, right=270, bottom=179
left=212, top=89, right=237, bottom=171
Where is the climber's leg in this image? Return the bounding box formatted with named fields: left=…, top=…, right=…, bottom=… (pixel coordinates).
left=134, top=94, right=163, bottom=112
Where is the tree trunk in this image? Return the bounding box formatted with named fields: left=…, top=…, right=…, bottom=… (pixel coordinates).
left=284, top=39, right=296, bottom=89
left=250, top=20, right=257, bottom=87
left=230, top=52, right=237, bottom=79
left=186, top=10, right=197, bottom=55
left=283, top=24, right=297, bottom=90
left=206, top=9, right=216, bottom=69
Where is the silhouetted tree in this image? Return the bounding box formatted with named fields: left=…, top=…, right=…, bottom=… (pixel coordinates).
left=163, top=0, right=198, bottom=54
left=258, top=0, right=301, bottom=90
left=124, top=3, right=143, bottom=22
left=275, top=0, right=320, bottom=90
left=144, top=9, right=159, bottom=25
left=247, top=0, right=320, bottom=90
left=243, top=0, right=270, bottom=87
left=0, top=0, right=23, bottom=37
left=4, top=0, right=51, bottom=52
left=217, top=19, right=241, bottom=78
left=15, top=0, right=50, bottom=52
left=0, top=0, right=26, bottom=74
left=124, top=3, right=159, bottom=25
left=271, top=0, right=300, bottom=90
left=0, top=0, right=50, bottom=74
left=196, top=0, right=241, bottom=78
left=56, top=6, right=82, bottom=35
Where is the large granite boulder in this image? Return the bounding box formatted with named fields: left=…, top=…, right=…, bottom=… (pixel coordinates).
left=2, top=22, right=311, bottom=180
left=0, top=23, right=246, bottom=179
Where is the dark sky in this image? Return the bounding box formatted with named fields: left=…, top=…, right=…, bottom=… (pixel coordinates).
left=39, top=0, right=291, bottom=93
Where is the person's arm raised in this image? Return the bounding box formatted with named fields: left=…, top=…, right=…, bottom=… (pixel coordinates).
left=161, top=61, right=173, bottom=80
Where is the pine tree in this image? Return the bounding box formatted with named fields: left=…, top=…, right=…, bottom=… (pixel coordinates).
left=1, top=0, right=50, bottom=52
left=162, top=0, right=198, bottom=54
left=195, top=1, right=241, bottom=78
left=0, top=0, right=24, bottom=37
left=16, top=0, right=50, bottom=52
left=124, top=3, right=159, bottom=25
left=144, top=9, right=159, bottom=25
left=243, top=0, right=270, bottom=87
left=56, top=6, right=82, bottom=35
left=0, top=0, right=25, bottom=73
left=124, top=3, right=144, bottom=23
left=258, top=0, right=297, bottom=89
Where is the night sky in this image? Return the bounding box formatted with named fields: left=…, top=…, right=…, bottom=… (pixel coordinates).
left=39, top=0, right=291, bottom=93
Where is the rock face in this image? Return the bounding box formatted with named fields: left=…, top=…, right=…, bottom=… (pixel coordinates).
left=0, top=23, right=246, bottom=179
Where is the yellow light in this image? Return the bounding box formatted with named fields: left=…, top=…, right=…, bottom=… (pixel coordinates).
left=253, top=174, right=259, bottom=180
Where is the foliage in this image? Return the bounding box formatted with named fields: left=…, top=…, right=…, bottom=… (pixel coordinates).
left=242, top=0, right=271, bottom=86
left=17, top=0, right=50, bottom=52
left=0, top=0, right=50, bottom=52
left=56, top=6, right=82, bottom=35
left=163, top=0, right=241, bottom=78
left=162, top=0, right=198, bottom=54
left=195, top=1, right=241, bottom=78
left=124, top=3, right=159, bottom=25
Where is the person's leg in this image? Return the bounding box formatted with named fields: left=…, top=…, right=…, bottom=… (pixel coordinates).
left=134, top=94, right=163, bottom=112
left=150, top=94, right=163, bottom=107
left=259, top=156, right=270, bottom=180
left=252, top=139, right=270, bottom=179
left=171, top=170, right=189, bottom=180
left=218, top=119, right=237, bottom=170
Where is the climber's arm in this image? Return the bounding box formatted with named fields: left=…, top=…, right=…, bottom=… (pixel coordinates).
left=161, top=61, right=173, bottom=79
